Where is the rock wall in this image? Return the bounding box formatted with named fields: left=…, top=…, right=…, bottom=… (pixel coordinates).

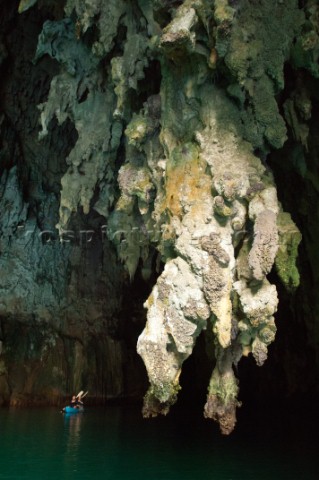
left=0, top=0, right=318, bottom=433
left=0, top=0, right=145, bottom=407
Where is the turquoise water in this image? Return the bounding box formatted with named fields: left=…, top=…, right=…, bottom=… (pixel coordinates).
left=0, top=404, right=318, bottom=479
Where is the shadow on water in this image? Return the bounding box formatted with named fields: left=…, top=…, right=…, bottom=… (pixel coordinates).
left=0, top=403, right=318, bottom=480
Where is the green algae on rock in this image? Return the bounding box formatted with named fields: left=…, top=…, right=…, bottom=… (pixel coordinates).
left=18, top=0, right=38, bottom=14
left=275, top=212, right=302, bottom=292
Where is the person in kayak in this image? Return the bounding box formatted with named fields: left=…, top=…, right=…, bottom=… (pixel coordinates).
left=62, top=391, right=87, bottom=413
left=70, top=395, right=80, bottom=408
left=70, top=392, right=85, bottom=408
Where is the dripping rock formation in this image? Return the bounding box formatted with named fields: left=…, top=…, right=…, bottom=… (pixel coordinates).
left=0, top=0, right=318, bottom=433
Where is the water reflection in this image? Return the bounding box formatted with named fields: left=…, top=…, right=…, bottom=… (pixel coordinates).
left=63, top=412, right=83, bottom=473
left=64, top=413, right=83, bottom=443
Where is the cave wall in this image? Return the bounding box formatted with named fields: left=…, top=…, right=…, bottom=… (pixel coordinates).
left=0, top=0, right=318, bottom=434
left=0, top=0, right=146, bottom=406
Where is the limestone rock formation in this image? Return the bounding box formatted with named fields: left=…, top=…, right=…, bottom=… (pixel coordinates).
left=29, top=0, right=303, bottom=432
left=3, top=0, right=319, bottom=433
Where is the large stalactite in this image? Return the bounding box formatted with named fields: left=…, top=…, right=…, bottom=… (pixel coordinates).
left=1, top=0, right=319, bottom=431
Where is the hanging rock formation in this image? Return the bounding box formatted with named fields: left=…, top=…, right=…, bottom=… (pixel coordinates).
left=31, top=0, right=304, bottom=433
left=2, top=0, right=319, bottom=431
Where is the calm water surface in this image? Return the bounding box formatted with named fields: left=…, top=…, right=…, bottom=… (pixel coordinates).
left=0, top=404, right=318, bottom=479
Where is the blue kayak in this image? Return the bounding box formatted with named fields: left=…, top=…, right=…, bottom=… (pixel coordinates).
left=62, top=405, right=84, bottom=414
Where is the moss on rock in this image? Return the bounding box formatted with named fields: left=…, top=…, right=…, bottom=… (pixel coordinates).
left=275, top=212, right=302, bottom=292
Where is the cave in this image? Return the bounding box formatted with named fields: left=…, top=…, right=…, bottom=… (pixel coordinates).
left=0, top=0, right=318, bottom=445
